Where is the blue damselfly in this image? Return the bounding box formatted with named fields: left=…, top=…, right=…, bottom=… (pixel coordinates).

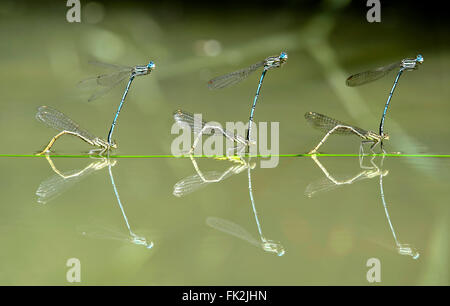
left=346, top=54, right=423, bottom=137
left=78, top=60, right=156, bottom=144
left=208, top=52, right=287, bottom=141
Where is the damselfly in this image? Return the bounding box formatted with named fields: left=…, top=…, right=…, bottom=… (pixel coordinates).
left=173, top=109, right=254, bottom=155
left=106, top=159, right=154, bottom=249
left=35, top=106, right=116, bottom=155
left=305, top=112, right=389, bottom=154
left=78, top=60, right=156, bottom=144
left=77, top=224, right=153, bottom=249
left=379, top=172, right=419, bottom=259
left=346, top=54, right=423, bottom=136
left=208, top=52, right=288, bottom=141
left=245, top=163, right=285, bottom=256
left=206, top=163, right=285, bottom=256
left=78, top=159, right=153, bottom=249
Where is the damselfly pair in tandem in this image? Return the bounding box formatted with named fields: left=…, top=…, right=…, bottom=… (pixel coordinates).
left=306, top=54, right=423, bottom=154
left=171, top=52, right=288, bottom=155
left=35, top=60, right=156, bottom=155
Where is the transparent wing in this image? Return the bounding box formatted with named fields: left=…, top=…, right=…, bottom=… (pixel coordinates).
left=173, top=109, right=243, bottom=143
left=173, top=110, right=216, bottom=136
left=77, top=224, right=129, bottom=242
left=304, top=112, right=368, bottom=136
left=36, top=106, right=96, bottom=141
left=77, top=70, right=131, bottom=102
left=305, top=172, right=367, bottom=198
left=346, top=61, right=400, bottom=86
left=77, top=70, right=131, bottom=88
left=206, top=217, right=259, bottom=246
left=86, top=60, right=132, bottom=71
left=207, top=61, right=264, bottom=89
left=173, top=171, right=226, bottom=197
left=305, top=177, right=344, bottom=198
left=36, top=169, right=90, bottom=204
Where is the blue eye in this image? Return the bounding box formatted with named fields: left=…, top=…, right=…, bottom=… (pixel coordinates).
left=280, top=52, right=288, bottom=59
left=147, top=61, right=156, bottom=69
left=416, top=54, right=423, bottom=63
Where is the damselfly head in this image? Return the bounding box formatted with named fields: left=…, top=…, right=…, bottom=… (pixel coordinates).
left=402, top=55, right=422, bottom=70
left=147, top=61, right=156, bottom=70
left=382, top=133, right=390, bottom=140
left=279, top=52, right=288, bottom=62
left=416, top=54, right=424, bottom=64
left=131, top=235, right=154, bottom=249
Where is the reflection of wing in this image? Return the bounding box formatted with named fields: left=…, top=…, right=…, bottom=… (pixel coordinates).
left=305, top=177, right=346, bottom=198
left=77, top=224, right=153, bottom=248
left=305, top=172, right=367, bottom=198
left=76, top=224, right=129, bottom=242
left=36, top=168, right=95, bottom=204
left=173, top=171, right=226, bottom=197
left=206, top=217, right=259, bottom=246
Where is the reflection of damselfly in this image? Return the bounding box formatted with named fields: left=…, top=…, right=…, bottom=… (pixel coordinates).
left=77, top=160, right=153, bottom=249
left=206, top=163, right=285, bottom=256
left=305, top=112, right=389, bottom=154
left=346, top=54, right=423, bottom=137
left=306, top=155, right=419, bottom=259
left=208, top=52, right=288, bottom=141
left=78, top=60, right=156, bottom=144
left=36, top=155, right=115, bottom=204
left=305, top=155, right=388, bottom=198
left=35, top=106, right=116, bottom=155
left=77, top=224, right=153, bottom=249
left=379, top=171, right=419, bottom=259
left=173, top=109, right=254, bottom=155
left=173, top=155, right=254, bottom=197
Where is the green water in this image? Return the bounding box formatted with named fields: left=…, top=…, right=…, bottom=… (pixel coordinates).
left=0, top=1, right=448, bottom=285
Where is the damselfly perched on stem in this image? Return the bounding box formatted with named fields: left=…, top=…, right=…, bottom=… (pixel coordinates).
left=173, top=109, right=254, bottom=155
left=208, top=52, right=288, bottom=142
left=305, top=112, right=389, bottom=154
left=35, top=106, right=116, bottom=155
left=346, top=54, right=423, bottom=137
left=78, top=60, right=156, bottom=144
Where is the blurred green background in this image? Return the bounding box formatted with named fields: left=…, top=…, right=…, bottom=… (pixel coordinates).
left=0, top=0, right=448, bottom=285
